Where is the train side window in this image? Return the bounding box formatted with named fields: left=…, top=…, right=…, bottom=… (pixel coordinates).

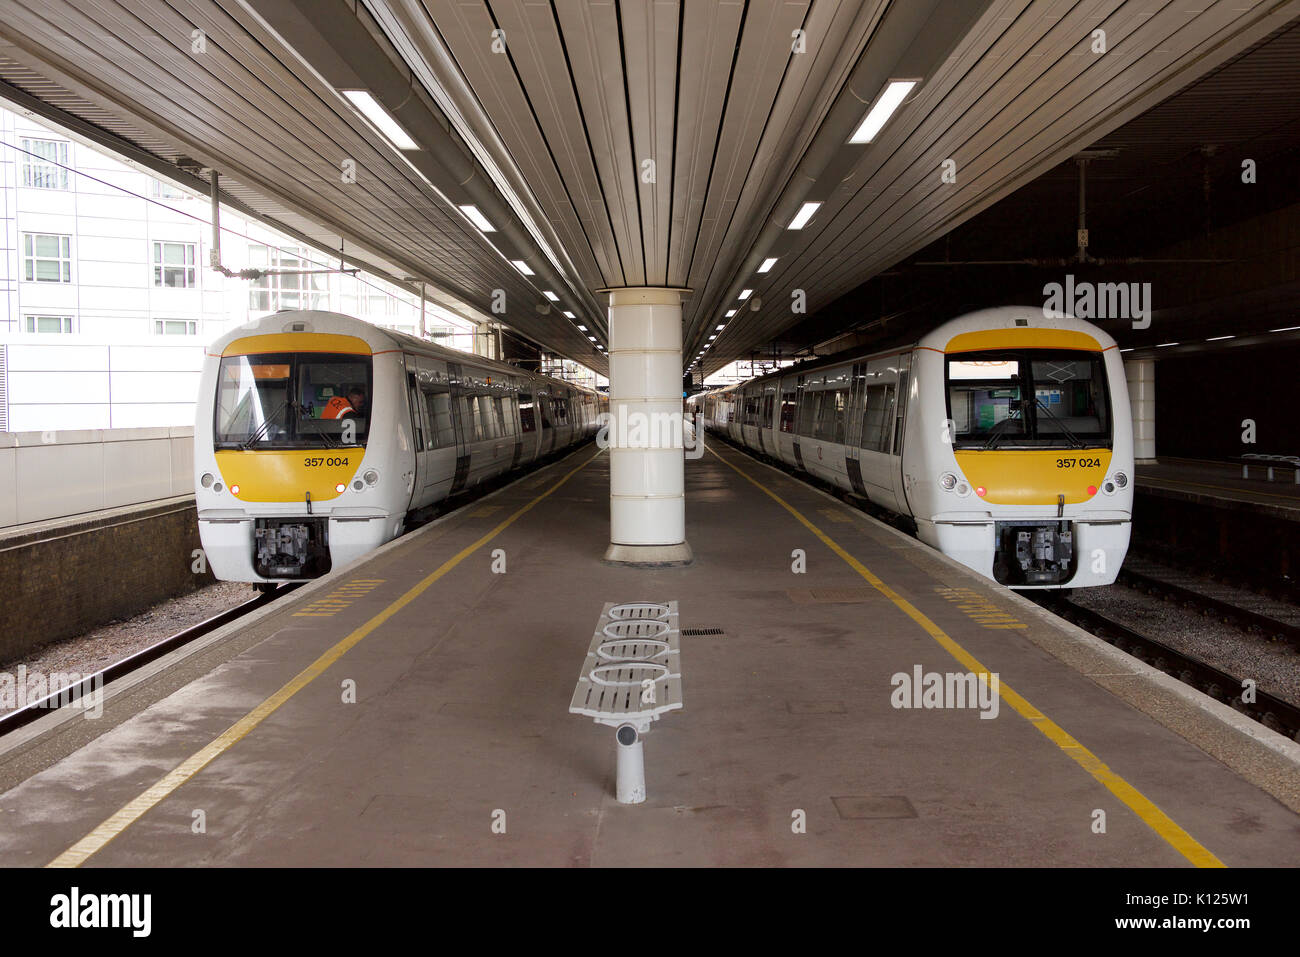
left=461, top=394, right=481, bottom=442
left=421, top=382, right=455, bottom=449
left=796, top=391, right=816, bottom=437
left=493, top=396, right=508, bottom=437
left=861, top=383, right=896, bottom=452
left=812, top=389, right=846, bottom=442
left=779, top=391, right=797, bottom=432
left=519, top=392, right=536, bottom=432
left=480, top=395, right=499, bottom=439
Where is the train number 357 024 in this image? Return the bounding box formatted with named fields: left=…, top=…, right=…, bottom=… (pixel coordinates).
left=304, top=456, right=351, bottom=468
left=1056, top=457, right=1102, bottom=468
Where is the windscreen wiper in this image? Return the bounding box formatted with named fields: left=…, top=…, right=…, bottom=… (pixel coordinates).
left=242, top=400, right=292, bottom=450
left=1034, top=397, right=1085, bottom=449
left=981, top=409, right=1022, bottom=450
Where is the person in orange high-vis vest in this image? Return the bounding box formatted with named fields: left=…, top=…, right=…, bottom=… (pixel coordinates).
left=322, top=388, right=365, bottom=419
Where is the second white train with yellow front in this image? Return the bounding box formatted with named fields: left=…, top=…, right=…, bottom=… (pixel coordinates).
left=692, top=307, right=1133, bottom=588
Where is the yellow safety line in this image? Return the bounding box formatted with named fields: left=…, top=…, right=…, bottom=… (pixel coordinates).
left=49, top=448, right=604, bottom=868
left=708, top=446, right=1224, bottom=868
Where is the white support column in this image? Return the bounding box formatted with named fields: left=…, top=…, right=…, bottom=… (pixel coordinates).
left=1125, top=357, right=1156, bottom=463
left=603, top=287, right=692, bottom=565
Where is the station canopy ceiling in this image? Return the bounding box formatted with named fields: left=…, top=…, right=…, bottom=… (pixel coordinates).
left=1, top=0, right=1296, bottom=375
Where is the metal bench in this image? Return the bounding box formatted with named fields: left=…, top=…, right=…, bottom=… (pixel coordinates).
left=1241, top=453, right=1300, bottom=484
left=569, top=601, right=683, bottom=804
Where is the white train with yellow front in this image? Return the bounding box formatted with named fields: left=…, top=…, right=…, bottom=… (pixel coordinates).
left=194, top=310, right=602, bottom=584
left=692, top=307, right=1133, bottom=588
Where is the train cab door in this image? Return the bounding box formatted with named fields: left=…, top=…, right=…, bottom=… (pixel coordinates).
left=538, top=389, right=555, bottom=455
left=404, top=365, right=426, bottom=507
left=844, top=363, right=868, bottom=498
left=518, top=386, right=540, bottom=463
left=889, top=353, right=913, bottom=514
left=447, top=361, right=472, bottom=494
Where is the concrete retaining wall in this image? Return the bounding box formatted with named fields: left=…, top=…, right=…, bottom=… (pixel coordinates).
left=0, top=496, right=215, bottom=663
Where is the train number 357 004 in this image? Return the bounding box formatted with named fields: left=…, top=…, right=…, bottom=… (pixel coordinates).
left=304, top=456, right=351, bottom=467
left=1056, top=457, right=1102, bottom=469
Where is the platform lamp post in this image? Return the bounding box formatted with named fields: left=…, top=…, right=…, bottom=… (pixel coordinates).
left=600, top=287, right=693, bottom=566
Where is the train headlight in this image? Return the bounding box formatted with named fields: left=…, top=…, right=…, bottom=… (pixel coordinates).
left=1086, top=485, right=1097, bottom=496
left=1113, top=471, right=1128, bottom=489
left=363, top=469, right=379, bottom=487
left=975, top=486, right=987, bottom=497
left=353, top=479, right=365, bottom=491
left=1103, top=481, right=1116, bottom=494
left=212, top=482, right=223, bottom=493
left=200, top=472, right=214, bottom=489
left=955, top=483, right=970, bottom=497
left=939, top=472, right=957, bottom=491
left=229, top=484, right=240, bottom=495
left=334, top=482, right=347, bottom=494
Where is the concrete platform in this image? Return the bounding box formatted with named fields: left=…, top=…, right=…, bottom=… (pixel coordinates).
left=2, top=441, right=1299, bottom=867
left=1138, top=457, right=1300, bottom=519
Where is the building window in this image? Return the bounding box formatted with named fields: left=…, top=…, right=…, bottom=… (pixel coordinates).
left=248, top=244, right=326, bottom=311
left=364, top=290, right=396, bottom=317
left=25, top=315, right=75, bottom=334
left=155, top=319, right=198, bottom=335
left=22, top=233, right=72, bottom=283
left=21, top=138, right=69, bottom=189
left=153, top=241, right=197, bottom=288
left=150, top=178, right=189, bottom=200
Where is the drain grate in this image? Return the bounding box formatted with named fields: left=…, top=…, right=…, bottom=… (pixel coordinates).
left=682, top=627, right=725, bottom=637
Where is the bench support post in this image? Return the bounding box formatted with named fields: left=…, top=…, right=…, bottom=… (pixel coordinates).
left=615, top=724, right=646, bottom=804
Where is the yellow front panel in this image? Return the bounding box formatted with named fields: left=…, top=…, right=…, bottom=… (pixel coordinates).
left=215, top=450, right=362, bottom=503
left=944, top=329, right=1104, bottom=353
left=954, top=449, right=1112, bottom=505
left=221, top=333, right=372, bottom=356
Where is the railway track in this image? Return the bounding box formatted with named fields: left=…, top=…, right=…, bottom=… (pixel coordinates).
left=1038, top=593, right=1300, bottom=743
left=0, top=584, right=297, bottom=738
left=1116, top=558, right=1300, bottom=650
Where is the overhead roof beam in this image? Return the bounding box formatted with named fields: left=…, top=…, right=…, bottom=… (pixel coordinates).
left=242, top=0, right=607, bottom=343
left=688, top=0, right=995, bottom=367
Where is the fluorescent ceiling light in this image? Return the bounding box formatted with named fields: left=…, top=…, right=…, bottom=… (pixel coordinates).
left=758, top=257, right=778, bottom=273
left=788, top=201, right=821, bottom=230
left=1270, top=325, right=1300, bottom=332
left=588, top=336, right=597, bottom=342
left=848, top=80, right=917, bottom=144
left=716, top=324, right=725, bottom=330
left=563, top=311, right=575, bottom=318
left=543, top=291, right=560, bottom=301
left=511, top=260, right=534, bottom=275
left=1156, top=342, right=1179, bottom=347
left=738, top=289, right=752, bottom=300
left=342, top=90, right=419, bottom=150
left=458, top=205, right=496, bottom=232
left=709, top=335, right=716, bottom=340
left=577, top=324, right=587, bottom=331
left=1205, top=335, right=1235, bottom=341
left=1119, top=348, right=1134, bottom=353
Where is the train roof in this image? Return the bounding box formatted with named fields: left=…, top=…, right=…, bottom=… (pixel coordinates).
left=207, top=310, right=600, bottom=396
left=705, top=307, right=1117, bottom=394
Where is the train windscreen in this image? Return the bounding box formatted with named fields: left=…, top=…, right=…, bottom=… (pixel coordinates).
left=945, top=349, right=1110, bottom=450
left=214, top=352, right=373, bottom=449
